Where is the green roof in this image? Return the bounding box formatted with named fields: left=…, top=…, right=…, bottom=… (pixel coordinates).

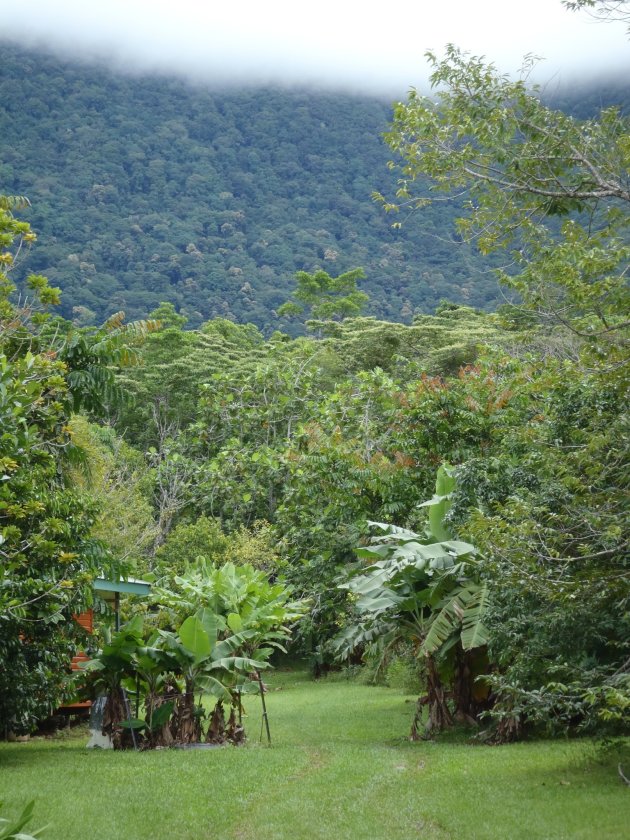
left=94, top=577, right=152, bottom=598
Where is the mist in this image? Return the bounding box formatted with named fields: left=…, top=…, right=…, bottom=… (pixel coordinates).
left=0, top=0, right=628, bottom=95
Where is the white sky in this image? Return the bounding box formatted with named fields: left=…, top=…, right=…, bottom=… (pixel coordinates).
left=0, top=0, right=627, bottom=94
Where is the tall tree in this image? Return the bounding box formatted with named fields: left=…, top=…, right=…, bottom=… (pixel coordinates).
left=0, top=197, right=153, bottom=734
left=278, top=267, right=369, bottom=329
left=371, top=41, right=629, bottom=736
left=377, top=46, right=630, bottom=362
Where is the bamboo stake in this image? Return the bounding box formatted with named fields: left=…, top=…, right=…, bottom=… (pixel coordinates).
left=255, top=671, right=271, bottom=745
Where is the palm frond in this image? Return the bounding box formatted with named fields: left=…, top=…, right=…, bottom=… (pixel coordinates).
left=0, top=194, right=31, bottom=210
left=460, top=582, right=490, bottom=650
left=421, top=582, right=489, bottom=655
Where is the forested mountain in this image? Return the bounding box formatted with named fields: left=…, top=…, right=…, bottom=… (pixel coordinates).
left=0, top=45, right=536, bottom=330
left=0, top=44, right=477, bottom=330
left=2, top=44, right=626, bottom=332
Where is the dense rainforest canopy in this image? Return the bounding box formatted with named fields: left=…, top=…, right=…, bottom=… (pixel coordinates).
left=0, top=42, right=627, bottom=332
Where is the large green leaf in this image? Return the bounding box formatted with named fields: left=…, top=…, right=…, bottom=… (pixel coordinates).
left=421, top=583, right=489, bottom=655
left=120, top=717, right=146, bottom=731
left=421, top=590, right=466, bottom=655
left=147, top=700, right=174, bottom=731
left=426, top=463, right=455, bottom=542
left=195, top=674, right=232, bottom=701
left=367, top=521, right=420, bottom=540
left=211, top=655, right=269, bottom=672
left=178, top=616, right=211, bottom=661
left=355, top=544, right=392, bottom=559
left=356, top=592, right=401, bottom=614
left=227, top=612, right=243, bottom=632
left=460, top=583, right=490, bottom=651
left=196, top=607, right=219, bottom=647
left=212, top=629, right=259, bottom=660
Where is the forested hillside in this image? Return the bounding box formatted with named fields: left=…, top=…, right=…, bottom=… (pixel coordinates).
left=2, top=43, right=624, bottom=331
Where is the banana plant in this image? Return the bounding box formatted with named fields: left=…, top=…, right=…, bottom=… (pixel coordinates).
left=335, top=464, right=489, bottom=736
left=81, top=615, right=146, bottom=748
left=152, top=561, right=307, bottom=660
left=120, top=633, right=181, bottom=747
left=157, top=608, right=268, bottom=743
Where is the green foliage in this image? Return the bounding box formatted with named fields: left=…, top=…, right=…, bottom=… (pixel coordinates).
left=154, top=516, right=231, bottom=577
left=304, top=304, right=506, bottom=378
left=53, top=311, right=159, bottom=416
left=420, top=463, right=456, bottom=542
left=368, top=42, right=629, bottom=738
left=0, top=195, right=159, bottom=735
left=152, top=561, right=306, bottom=654
left=82, top=615, right=146, bottom=694
left=451, top=358, right=630, bottom=736
left=148, top=301, right=188, bottom=329
left=336, top=468, right=487, bottom=662
left=0, top=200, right=113, bottom=734
left=384, top=648, right=424, bottom=694
left=83, top=563, right=306, bottom=746
left=153, top=514, right=284, bottom=579
left=0, top=800, right=47, bottom=840
left=279, top=267, right=369, bottom=327
left=103, top=285, right=627, bottom=742
left=0, top=44, right=514, bottom=330
left=332, top=467, right=489, bottom=736
left=68, top=418, right=157, bottom=573
left=228, top=520, right=284, bottom=575
left=380, top=47, right=630, bottom=359
left=115, top=316, right=264, bottom=449
left=120, top=699, right=175, bottom=736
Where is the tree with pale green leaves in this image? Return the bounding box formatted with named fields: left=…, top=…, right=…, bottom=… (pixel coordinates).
left=278, top=267, right=369, bottom=327
left=377, top=45, right=630, bottom=365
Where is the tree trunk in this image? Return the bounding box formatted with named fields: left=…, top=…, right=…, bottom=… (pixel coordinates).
left=102, top=687, right=130, bottom=750
left=206, top=700, right=226, bottom=744
left=172, top=679, right=201, bottom=744
left=453, top=647, right=479, bottom=726
left=410, top=655, right=454, bottom=740
left=492, top=714, right=523, bottom=744
left=145, top=691, right=175, bottom=748
left=226, top=705, right=245, bottom=745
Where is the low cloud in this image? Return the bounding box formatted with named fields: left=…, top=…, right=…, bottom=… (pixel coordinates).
left=0, top=0, right=627, bottom=94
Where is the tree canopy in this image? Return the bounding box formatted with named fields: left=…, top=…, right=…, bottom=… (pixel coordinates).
left=2, top=43, right=625, bottom=332
left=378, top=46, right=630, bottom=363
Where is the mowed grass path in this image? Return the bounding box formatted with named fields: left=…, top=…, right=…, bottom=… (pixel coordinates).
left=1, top=669, right=628, bottom=839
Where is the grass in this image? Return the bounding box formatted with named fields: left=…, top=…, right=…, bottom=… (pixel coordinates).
left=1, top=668, right=628, bottom=840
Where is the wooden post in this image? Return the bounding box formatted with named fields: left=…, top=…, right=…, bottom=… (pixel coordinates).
left=255, top=671, right=271, bottom=745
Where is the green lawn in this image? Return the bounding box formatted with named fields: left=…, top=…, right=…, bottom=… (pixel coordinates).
left=1, top=669, right=628, bottom=840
